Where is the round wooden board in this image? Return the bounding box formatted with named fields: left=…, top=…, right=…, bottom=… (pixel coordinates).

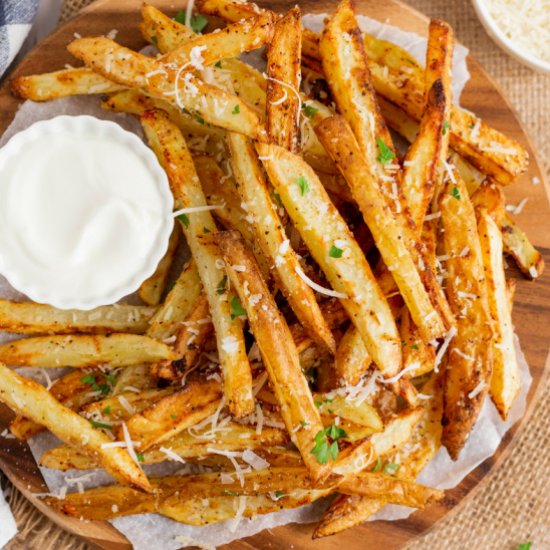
left=1, top=0, right=549, bottom=548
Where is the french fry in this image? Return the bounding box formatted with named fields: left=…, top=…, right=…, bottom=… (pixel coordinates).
left=121, top=379, right=223, bottom=450
left=478, top=210, right=520, bottom=419
left=0, top=334, right=173, bottom=368
left=399, top=306, right=436, bottom=378
left=471, top=180, right=505, bottom=224
left=0, top=299, right=156, bottom=335
left=216, top=231, right=330, bottom=481
left=501, top=214, right=545, bottom=279
left=316, top=116, right=447, bottom=342
left=228, top=132, right=335, bottom=352
left=11, top=67, right=124, bottom=101
left=41, top=422, right=289, bottom=470
left=440, top=177, right=493, bottom=459
left=141, top=109, right=254, bottom=417
left=0, top=364, right=151, bottom=491
left=334, top=326, right=371, bottom=386
left=266, top=7, right=302, bottom=151
left=138, top=223, right=181, bottom=306
left=256, top=141, right=401, bottom=377
left=67, top=38, right=265, bottom=140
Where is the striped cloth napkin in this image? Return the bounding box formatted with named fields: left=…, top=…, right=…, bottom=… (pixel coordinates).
left=0, top=0, right=39, bottom=78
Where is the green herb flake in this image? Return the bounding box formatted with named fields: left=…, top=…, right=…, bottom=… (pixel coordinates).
left=451, top=186, right=461, bottom=200
left=178, top=213, right=190, bottom=227
left=224, top=490, right=239, bottom=496
left=203, top=226, right=211, bottom=234
left=274, top=490, right=286, bottom=499
left=81, top=374, right=96, bottom=386
left=230, top=295, right=247, bottom=320
left=329, top=244, right=343, bottom=258
left=174, top=11, right=208, bottom=34
left=272, top=190, right=283, bottom=207
left=376, top=137, right=396, bottom=166
left=299, top=421, right=309, bottom=428
left=89, top=419, right=113, bottom=431
left=310, top=424, right=347, bottom=464
left=409, top=344, right=419, bottom=350
left=295, top=175, right=310, bottom=196
left=442, top=120, right=451, bottom=135
left=517, top=543, right=532, bottom=550
left=151, top=35, right=158, bottom=46
left=105, top=373, right=117, bottom=385
left=384, top=461, right=400, bottom=477
left=214, top=61, right=222, bottom=68
left=372, top=457, right=382, bottom=472
left=216, top=274, right=228, bottom=295
left=302, top=103, right=319, bottom=118
left=170, top=414, right=178, bottom=419
left=232, top=104, right=240, bottom=115
left=103, top=405, right=111, bottom=415
left=194, top=113, right=205, bottom=125
left=136, top=452, right=145, bottom=463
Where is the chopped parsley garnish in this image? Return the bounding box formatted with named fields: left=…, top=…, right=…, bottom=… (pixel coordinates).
left=295, top=176, right=310, bottom=196
left=194, top=113, right=205, bottom=125
left=517, top=543, right=532, bottom=550
left=384, top=461, right=400, bottom=477
left=310, top=424, right=347, bottom=464
left=89, top=419, right=113, bottom=430
left=216, top=274, right=228, bottom=295
left=81, top=374, right=95, bottom=385
left=442, top=120, right=451, bottom=135
left=300, top=421, right=309, bottom=428
left=274, top=491, right=286, bottom=499
left=103, top=405, right=111, bottom=415
left=302, top=103, right=319, bottom=118
left=170, top=414, right=178, bottom=419
left=136, top=452, right=145, bottom=463
left=203, top=226, right=211, bottom=233
left=105, top=373, right=117, bottom=385
left=230, top=296, right=247, bottom=319
left=223, top=490, right=239, bottom=496
left=451, top=186, right=461, bottom=200
left=329, top=245, right=343, bottom=258
left=81, top=374, right=110, bottom=396
left=232, top=105, right=240, bottom=115
left=372, top=457, right=383, bottom=472
left=174, top=11, right=208, bottom=34
left=214, top=61, right=223, bottom=68
left=376, top=137, right=396, bottom=166
left=151, top=35, right=158, bottom=46
left=409, top=344, right=419, bottom=350
left=178, top=213, right=190, bottom=227
left=272, top=190, right=283, bottom=207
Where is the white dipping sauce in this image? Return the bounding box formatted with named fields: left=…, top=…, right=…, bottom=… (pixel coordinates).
left=0, top=124, right=172, bottom=308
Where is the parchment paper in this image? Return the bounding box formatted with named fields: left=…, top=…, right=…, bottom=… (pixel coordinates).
left=0, top=14, right=532, bottom=550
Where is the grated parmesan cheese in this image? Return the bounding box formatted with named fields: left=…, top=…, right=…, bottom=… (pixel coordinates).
left=173, top=204, right=224, bottom=218
left=294, top=265, right=348, bottom=299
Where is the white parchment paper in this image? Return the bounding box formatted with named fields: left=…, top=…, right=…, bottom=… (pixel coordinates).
left=0, top=14, right=532, bottom=550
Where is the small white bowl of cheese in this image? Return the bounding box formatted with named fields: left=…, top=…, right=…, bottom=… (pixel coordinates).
left=472, top=0, right=550, bottom=73
left=0, top=115, right=174, bottom=310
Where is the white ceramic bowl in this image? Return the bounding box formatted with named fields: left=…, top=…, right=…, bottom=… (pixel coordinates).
left=471, top=0, right=550, bottom=74
left=0, top=115, right=174, bottom=309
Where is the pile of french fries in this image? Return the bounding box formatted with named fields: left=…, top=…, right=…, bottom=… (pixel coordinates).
left=0, top=0, right=544, bottom=538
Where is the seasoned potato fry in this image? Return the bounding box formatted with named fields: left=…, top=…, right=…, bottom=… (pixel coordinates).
left=400, top=306, right=436, bottom=378
left=256, top=141, right=401, bottom=377
left=141, top=109, right=254, bottom=417
left=0, top=299, right=156, bottom=335
left=501, top=214, right=545, bottom=279
left=217, top=231, right=330, bottom=481
left=41, top=423, right=289, bottom=470
left=478, top=210, right=520, bottom=419
left=471, top=180, right=505, bottom=224
left=67, top=38, right=265, bottom=139
left=0, top=334, right=173, bottom=368
left=0, top=364, right=150, bottom=491
left=266, top=7, right=302, bottom=151
left=228, top=132, right=334, bottom=352
left=316, top=116, right=447, bottom=342
left=121, top=379, right=223, bottom=450
left=138, top=223, right=181, bottom=306
left=440, top=177, right=493, bottom=459
left=11, top=67, right=124, bottom=101
left=334, top=326, right=371, bottom=386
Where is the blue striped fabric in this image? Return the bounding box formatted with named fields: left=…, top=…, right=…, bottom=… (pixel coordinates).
left=0, top=0, right=39, bottom=77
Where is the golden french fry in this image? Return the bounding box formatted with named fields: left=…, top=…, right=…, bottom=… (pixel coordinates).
left=228, top=132, right=335, bottom=352
left=138, top=223, right=181, bottom=306
left=266, top=6, right=302, bottom=151
left=478, top=210, right=520, bottom=419
left=471, top=180, right=505, bottom=225
left=256, top=141, right=401, bottom=377
left=0, top=364, right=151, bottom=492
left=334, top=326, right=371, bottom=386
left=67, top=38, right=265, bottom=140
left=0, top=299, right=156, bottom=335
left=216, top=231, right=330, bottom=481
left=316, top=116, right=447, bottom=342
left=501, top=214, right=545, bottom=279
left=141, top=109, right=254, bottom=417
left=440, top=177, right=493, bottom=459
left=0, top=334, right=173, bottom=368
left=11, top=67, right=124, bottom=101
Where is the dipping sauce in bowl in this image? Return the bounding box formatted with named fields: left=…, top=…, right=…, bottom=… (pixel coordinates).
left=0, top=115, right=173, bottom=309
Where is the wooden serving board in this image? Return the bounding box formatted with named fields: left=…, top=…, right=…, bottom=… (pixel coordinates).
left=1, top=0, right=549, bottom=548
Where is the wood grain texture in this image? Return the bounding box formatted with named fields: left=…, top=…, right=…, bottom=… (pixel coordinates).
left=0, top=0, right=549, bottom=548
